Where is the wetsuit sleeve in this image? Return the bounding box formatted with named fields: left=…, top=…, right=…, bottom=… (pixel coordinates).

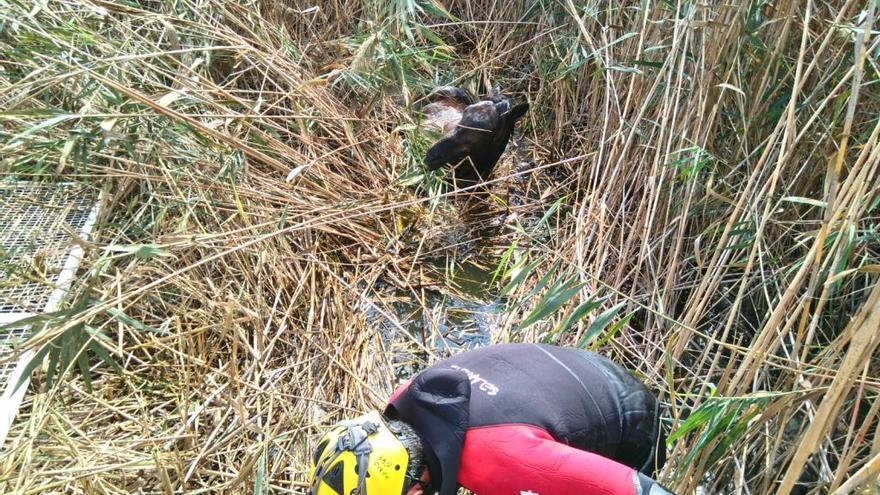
left=457, top=423, right=642, bottom=495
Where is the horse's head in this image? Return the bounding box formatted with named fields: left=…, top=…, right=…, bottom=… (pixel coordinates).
left=423, top=87, right=528, bottom=185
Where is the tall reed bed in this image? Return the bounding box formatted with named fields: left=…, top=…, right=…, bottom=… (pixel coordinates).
left=0, top=0, right=877, bottom=493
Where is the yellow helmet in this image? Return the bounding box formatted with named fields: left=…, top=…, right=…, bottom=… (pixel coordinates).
left=308, top=411, right=410, bottom=495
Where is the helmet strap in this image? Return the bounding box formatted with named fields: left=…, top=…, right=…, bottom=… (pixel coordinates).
left=313, top=420, right=378, bottom=495
left=345, top=421, right=376, bottom=494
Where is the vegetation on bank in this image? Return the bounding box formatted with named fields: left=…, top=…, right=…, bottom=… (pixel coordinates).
left=1, top=0, right=878, bottom=493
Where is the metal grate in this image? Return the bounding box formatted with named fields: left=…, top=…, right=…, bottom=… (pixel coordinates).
left=0, top=181, right=100, bottom=446
left=0, top=182, right=97, bottom=313
left=0, top=325, right=29, bottom=379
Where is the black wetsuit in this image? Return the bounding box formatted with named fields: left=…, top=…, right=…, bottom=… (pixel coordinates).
left=385, top=343, right=666, bottom=495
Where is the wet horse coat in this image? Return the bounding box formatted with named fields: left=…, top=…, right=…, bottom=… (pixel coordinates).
left=422, top=87, right=528, bottom=189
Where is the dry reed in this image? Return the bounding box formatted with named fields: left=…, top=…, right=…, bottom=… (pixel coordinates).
left=0, top=0, right=878, bottom=493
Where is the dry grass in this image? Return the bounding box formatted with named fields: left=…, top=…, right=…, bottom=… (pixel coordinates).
left=0, top=0, right=879, bottom=493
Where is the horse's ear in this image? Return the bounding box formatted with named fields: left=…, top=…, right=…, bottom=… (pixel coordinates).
left=424, top=136, right=465, bottom=171
left=503, top=103, right=529, bottom=122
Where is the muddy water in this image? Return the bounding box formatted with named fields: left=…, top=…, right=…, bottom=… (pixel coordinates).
left=367, top=256, right=501, bottom=352
left=368, top=139, right=565, bottom=368
left=359, top=264, right=499, bottom=387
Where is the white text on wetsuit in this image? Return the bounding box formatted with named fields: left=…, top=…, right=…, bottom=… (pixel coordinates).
left=450, top=365, right=499, bottom=396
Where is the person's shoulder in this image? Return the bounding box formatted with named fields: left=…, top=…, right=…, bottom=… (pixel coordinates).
left=412, top=366, right=471, bottom=399
left=477, top=342, right=594, bottom=360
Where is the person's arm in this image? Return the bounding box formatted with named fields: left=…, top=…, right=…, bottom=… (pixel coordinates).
left=457, top=423, right=672, bottom=495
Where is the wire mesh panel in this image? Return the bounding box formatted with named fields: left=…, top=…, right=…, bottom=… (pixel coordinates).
left=0, top=181, right=100, bottom=445
left=0, top=182, right=97, bottom=313
left=0, top=324, right=30, bottom=384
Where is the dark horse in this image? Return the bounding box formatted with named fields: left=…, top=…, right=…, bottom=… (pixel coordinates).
left=422, top=86, right=528, bottom=190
